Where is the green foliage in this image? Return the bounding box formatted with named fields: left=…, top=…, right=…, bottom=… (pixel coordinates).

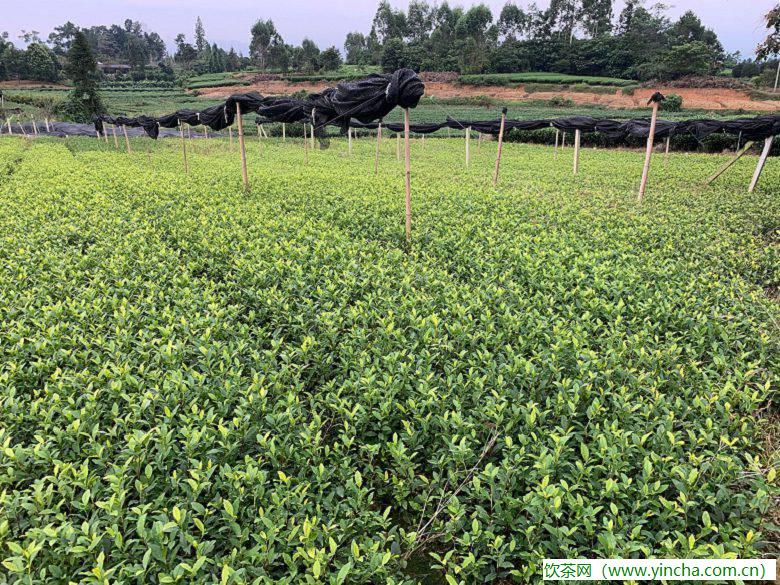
left=660, top=93, right=684, bottom=112
left=460, top=72, right=635, bottom=86
left=0, top=137, right=776, bottom=583
left=62, top=30, right=105, bottom=122
left=319, top=46, right=344, bottom=72
left=24, top=43, right=58, bottom=83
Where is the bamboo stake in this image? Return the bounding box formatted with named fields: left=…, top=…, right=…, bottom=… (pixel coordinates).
left=179, top=122, right=189, bottom=174
left=554, top=129, right=560, bottom=158
left=374, top=121, right=382, bottom=175
left=282, top=123, right=286, bottom=142
left=404, top=108, right=411, bottom=244
left=187, top=125, right=192, bottom=140
left=638, top=95, right=662, bottom=202
left=348, top=127, right=352, bottom=156
left=122, top=125, right=131, bottom=152
left=236, top=102, right=248, bottom=189
left=664, top=136, right=671, bottom=165
left=465, top=126, right=471, bottom=166
left=748, top=137, right=773, bottom=193
left=31, top=117, right=38, bottom=135
left=7, top=116, right=12, bottom=135
left=310, top=109, right=316, bottom=151
left=573, top=129, right=581, bottom=175
left=493, top=108, right=507, bottom=187
left=44, top=117, right=50, bottom=132
left=304, top=123, right=309, bottom=164
left=205, top=126, right=209, bottom=139
left=477, top=132, right=482, bottom=153
left=396, top=131, right=401, bottom=162
left=704, top=141, right=754, bottom=185
left=112, top=125, right=119, bottom=149
left=422, top=134, right=425, bottom=149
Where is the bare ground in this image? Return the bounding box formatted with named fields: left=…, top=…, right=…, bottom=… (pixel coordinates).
left=199, top=81, right=780, bottom=112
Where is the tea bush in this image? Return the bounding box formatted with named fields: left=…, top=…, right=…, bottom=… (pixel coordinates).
left=0, top=136, right=777, bottom=584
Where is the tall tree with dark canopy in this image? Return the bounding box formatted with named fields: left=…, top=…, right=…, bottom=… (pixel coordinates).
left=62, top=30, right=104, bottom=122
left=757, top=3, right=780, bottom=91
left=250, top=19, right=281, bottom=71
left=195, top=17, right=207, bottom=54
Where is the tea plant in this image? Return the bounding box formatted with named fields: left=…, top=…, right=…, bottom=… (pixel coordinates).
left=0, top=136, right=777, bottom=584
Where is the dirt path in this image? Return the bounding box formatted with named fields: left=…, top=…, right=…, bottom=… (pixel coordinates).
left=200, top=80, right=780, bottom=112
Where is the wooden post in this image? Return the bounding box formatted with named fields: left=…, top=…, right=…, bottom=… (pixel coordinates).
left=179, top=121, right=189, bottom=174
left=348, top=127, right=352, bottom=156
left=6, top=116, right=12, bottom=135
left=573, top=129, right=581, bottom=175
left=493, top=107, right=507, bottom=187
left=748, top=137, right=773, bottom=193
left=282, top=123, right=286, bottom=142
left=704, top=141, right=755, bottom=185
left=204, top=126, right=209, bottom=139
left=187, top=125, right=192, bottom=140
left=554, top=129, right=560, bottom=158
left=236, top=102, right=248, bottom=189
left=477, top=132, right=482, bottom=153
left=374, top=121, right=382, bottom=175
left=396, top=131, right=401, bottom=162
left=638, top=94, right=663, bottom=202
left=404, top=108, right=411, bottom=244
left=44, top=118, right=50, bottom=132
left=112, top=125, right=119, bottom=149
left=664, top=136, right=671, bottom=165
left=422, top=134, right=426, bottom=149
left=122, top=125, right=131, bottom=152
left=31, top=117, right=38, bottom=135
left=465, top=126, right=471, bottom=166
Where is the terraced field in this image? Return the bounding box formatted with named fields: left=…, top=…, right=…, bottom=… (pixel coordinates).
left=0, top=136, right=777, bottom=583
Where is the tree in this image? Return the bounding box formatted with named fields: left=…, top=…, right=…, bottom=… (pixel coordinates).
left=195, top=17, right=207, bottom=54
left=372, top=1, right=407, bottom=44
left=380, top=38, right=407, bottom=72
left=658, top=41, right=720, bottom=79
left=226, top=48, right=241, bottom=72
left=47, top=21, right=78, bottom=56
left=63, top=30, right=104, bottom=121
left=406, top=0, right=433, bottom=42
left=174, top=34, right=198, bottom=66
left=581, top=0, right=612, bottom=38
left=144, top=32, right=166, bottom=61
left=497, top=4, right=528, bottom=41
left=320, top=46, right=342, bottom=71
left=344, top=32, right=370, bottom=65
left=25, top=42, right=58, bottom=82
left=126, top=35, right=150, bottom=72
left=454, top=4, right=494, bottom=72
left=757, top=4, right=780, bottom=91
left=250, top=19, right=281, bottom=70
left=298, top=38, right=321, bottom=72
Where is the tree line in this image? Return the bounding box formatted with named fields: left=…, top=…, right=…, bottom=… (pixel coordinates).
left=1, top=2, right=778, bottom=85
left=342, top=0, right=728, bottom=79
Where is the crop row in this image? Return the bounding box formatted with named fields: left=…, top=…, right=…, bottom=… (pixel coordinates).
left=0, top=136, right=777, bottom=583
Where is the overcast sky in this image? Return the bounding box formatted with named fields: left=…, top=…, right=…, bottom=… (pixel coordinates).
left=4, top=1, right=775, bottom=59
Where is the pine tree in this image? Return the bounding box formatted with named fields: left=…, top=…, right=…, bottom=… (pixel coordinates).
left=195, top=17, right=207, bottom=54
left=63, top=30, right=104, bottom=122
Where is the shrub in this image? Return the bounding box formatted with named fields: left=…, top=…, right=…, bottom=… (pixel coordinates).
left=660, top=93, right=684, bottom=111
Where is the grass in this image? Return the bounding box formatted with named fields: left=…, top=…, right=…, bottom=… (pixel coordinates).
left=0, top=135, right=777, bottom=583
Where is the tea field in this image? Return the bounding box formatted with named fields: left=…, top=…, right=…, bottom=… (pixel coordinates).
left=0, top=135, right=777, bottom=584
